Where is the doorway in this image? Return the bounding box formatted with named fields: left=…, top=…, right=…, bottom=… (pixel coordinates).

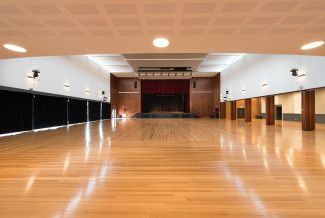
left=276, top=105, right=282, bottom=120
left=237, top=108, right=245, bottom=119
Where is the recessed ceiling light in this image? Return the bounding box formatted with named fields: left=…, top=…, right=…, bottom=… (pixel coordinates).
left=3, top=43, right=27, bottom=53
left=153, top=38, right=169, bottom=48
left=301, top=41, right=324, bottom=50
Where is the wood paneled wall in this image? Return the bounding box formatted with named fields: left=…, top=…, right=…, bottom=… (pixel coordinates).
left=111, top=75, right=220, bottom=118
left=220, top=102, right=226, bottom=119
left=251, top=98, right=260, bottom=117
left=190, top=74, right=220, bottom=117
left=110, top=75, right=141, bottom=118
left=110, top=74, right=118, bottom=111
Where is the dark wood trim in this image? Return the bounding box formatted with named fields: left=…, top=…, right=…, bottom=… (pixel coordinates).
left=302, top=90, right=315, bottom=131
left=245, top=99, right=252, bottom=122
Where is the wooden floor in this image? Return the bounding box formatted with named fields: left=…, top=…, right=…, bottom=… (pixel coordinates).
left=1, top=119, right=325, bottom=217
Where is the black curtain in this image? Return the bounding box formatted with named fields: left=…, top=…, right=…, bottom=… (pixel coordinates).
left=34, top=94, right=68, bottom=129
left=142, top=94, right=189, bottom=113
left=102, top=102, right=111, bottom=119
left=89, top=101, right=101, bottom=121
left=68, top=99, right=87, bottom=124
left=0, top=89, right=33, bottom=134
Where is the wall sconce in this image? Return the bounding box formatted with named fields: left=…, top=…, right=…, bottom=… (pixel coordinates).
left=85, top=89, right=90, bottom=93
left=262, top=82, right=268, bottom=88
left=64, top=83, right=70, bottom=88
left=241, top=89, right=246, bottom=93
left=298, top=73, right=306, bottom=78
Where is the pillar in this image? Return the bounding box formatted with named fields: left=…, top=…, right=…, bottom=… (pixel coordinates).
left=302, top=90, right=315, bottom=131
left=231, top=101, right=236, bottom=120
left=245, top=99, right=252, bottom=122
left=266, top=95, right=275, bottom=126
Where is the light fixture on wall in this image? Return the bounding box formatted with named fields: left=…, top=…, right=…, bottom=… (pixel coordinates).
left=27, top=69, right=40, bottom=79
left=153, top=38, right=169, bottom=48
left=301, top=41, right=324, bottom=50
left=3, top=43, right=27, bottom=53
left=64, top=83, right=70, bottom=88
left=85, top=89, right=90, bottom=93
left=262, top=82, right=268, bottom=87
left=291, top=68, right=306, bottom=78
left=241, top=89, right=246, bottom=93
left=290, top=68, right=299, bottom=76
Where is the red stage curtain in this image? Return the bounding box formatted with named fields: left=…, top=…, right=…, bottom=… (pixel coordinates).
left=141, top=80, right=190, bottom=94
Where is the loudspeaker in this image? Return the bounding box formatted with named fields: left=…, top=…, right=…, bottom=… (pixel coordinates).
left=32, top=69, right=40, bottom=78
left=134, top=81, right=138, bottom=89
left=193, top=80, right=196, bottom=89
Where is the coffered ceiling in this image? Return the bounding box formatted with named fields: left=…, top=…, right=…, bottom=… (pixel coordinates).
left=1, top=0, right=325, bottom=59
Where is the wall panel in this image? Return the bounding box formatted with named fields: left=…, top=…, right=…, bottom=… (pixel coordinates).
left=68, top=99, right=87, bottom=124
left=34, top=94, right=67, bottom=129
left=0, top=89, right=32, bottom=134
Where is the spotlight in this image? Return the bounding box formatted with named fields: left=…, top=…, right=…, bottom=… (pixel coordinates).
left=290, top=68, right=299, bottom=77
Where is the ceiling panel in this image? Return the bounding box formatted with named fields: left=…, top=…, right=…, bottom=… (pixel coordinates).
left=126, top=59, right=203, bottom=70
left=89, top=55, right=128, bottom=65
left=103, top=4, right=137, bottom=14
left=103, top=65, right=133, bottom=72
left=24, top=5, right=63, bottom=15
left=0, top=0, right=325, bottom=59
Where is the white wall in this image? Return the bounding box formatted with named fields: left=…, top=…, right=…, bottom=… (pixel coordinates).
left=221, top=54, right=325, bottom=101
left=0, top=55, right=109, bottom=101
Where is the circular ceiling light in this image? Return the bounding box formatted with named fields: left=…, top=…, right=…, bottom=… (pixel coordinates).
left=3, top=43, right=27, bottom=53
left=301, top=41, right=324, bottom=50
left=153, top=38, right=169, bottom=48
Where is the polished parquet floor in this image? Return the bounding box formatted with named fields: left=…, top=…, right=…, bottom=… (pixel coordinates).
left=1, top=119, right=325, bottom=218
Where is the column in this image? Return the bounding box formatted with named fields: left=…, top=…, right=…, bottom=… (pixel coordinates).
left=245, top=99, right=252, bottom=122
left=266, top=95, right=275, bottom=126
left=231, top=101, right=236, bottom=120
left=302, top=90, right=315, bottom=131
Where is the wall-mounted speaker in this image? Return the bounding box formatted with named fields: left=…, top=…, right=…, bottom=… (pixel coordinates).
left=226, top=90, right=229, bottom=94
left=134, top=81, right=138, bottom=89
left=32, top=69, right=40, bottom=78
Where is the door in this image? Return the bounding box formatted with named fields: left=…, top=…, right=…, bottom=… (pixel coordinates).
left=237, top=108, right=245, bottom=119
left=276, top=105, right=282, bottom=120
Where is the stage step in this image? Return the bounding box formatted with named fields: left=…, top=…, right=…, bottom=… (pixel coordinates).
left=132, top=113, right=198, bottom=119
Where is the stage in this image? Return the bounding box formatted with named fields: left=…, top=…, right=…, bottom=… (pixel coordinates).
left=132, top=112, right=197, bottom=118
